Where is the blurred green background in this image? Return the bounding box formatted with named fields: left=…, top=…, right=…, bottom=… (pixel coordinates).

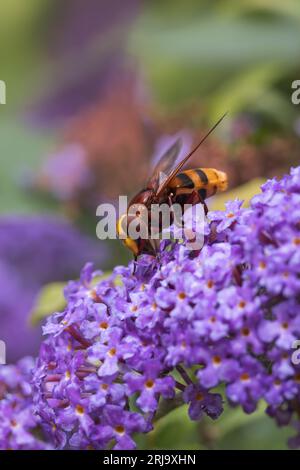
left=0, top=0, right=299, bottom=450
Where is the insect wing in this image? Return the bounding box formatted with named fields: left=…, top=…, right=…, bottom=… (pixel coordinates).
left=155, top=112, right=228, bottom=197
left=147, top=138, right=182, bottom=191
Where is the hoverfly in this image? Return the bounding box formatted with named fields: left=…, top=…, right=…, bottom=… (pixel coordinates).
left=117, top=113, right=228, bottom=259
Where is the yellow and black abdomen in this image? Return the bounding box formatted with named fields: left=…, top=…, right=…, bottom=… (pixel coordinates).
left=168, top=168, right=228, bottom=199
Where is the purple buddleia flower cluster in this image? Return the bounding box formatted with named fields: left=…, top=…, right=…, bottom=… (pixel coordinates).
left=0, top=357, right=51, bottom=450
left=0, top=215, right=106, bottom=361
left=31, top=167, right=300, bottom=450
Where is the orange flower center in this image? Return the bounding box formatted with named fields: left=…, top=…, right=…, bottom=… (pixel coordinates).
left=196, top=392, right=204, bottom=401
left=212, top=355, right=222, bottom=365
left=145, top=379, right=155, bottom=389
left=91, top=290, right=101, bottom=302
left=241, top=327, right=250, bottom=337
left=294, top=373, right=300, bottom=384
left=240, top=373, right=250, bottom=382
left=76, top=405, right=84, bottom=415
left=115, top=425, right=125, bottom=435
left=108, top=348, right=117, bottom=357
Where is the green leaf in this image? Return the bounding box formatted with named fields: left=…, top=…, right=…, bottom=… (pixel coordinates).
left=197, top=401, right=293, bottom=450
left=30, top=282, right=66, bottom=326
left=0, top=0, right=51, bottom=107
left=30, top=272, right=114, bottom=325
left=135, top=398, right=294, bottom=450
left=215, top=409, right=292, bottom=450
left=215, top=400, right=266, bottom=438
left=0, top=117, right=56, bottom=215
left=129, top=9, right=300, bottom=119
left=220, top=0, right=300, bottom=23
left=131, top=15, right=300, bottom=70
left=136, top=404, right=204, bottom=450
left=209, top=178, right=266, bottom=211
left=207, top=64, right=282, bottom=122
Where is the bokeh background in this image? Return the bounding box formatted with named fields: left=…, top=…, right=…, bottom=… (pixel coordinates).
left=0, top=0, right=299, bottom=449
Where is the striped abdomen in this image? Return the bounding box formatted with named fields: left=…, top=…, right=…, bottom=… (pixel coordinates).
left=168, top=168, right=228, bottom=199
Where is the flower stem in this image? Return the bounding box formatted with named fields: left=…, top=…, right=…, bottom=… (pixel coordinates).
left=176, top=365, right=193, bottom=385
left=154, top=393, right=185, bottom=422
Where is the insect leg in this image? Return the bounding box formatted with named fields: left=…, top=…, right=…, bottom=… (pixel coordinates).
left=155, top=250, right=162, bottom=269
left=166, top=192, right=177, bottom=225
left=132, top=256, right=137, bottom=275
left=149, top=238, right=160, bottom=255
left=202, top=199, right=208, bottom=216
left=185, top=190, right=208, bottom=215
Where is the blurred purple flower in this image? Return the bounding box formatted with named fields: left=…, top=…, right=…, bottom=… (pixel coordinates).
left=229, top=113, right=258, bottom=141
left=29, top=0, right=140, bottom=127
left=0, top=216, right=106, bottom=362
left=51, top=0, right=139, bottom=59
left=37, top=144, right=93, bottom=201
left=31, top=77, right=155, bottom=208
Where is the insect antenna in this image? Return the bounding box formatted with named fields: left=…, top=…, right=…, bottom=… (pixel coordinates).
left=156, top=112, right=228, bottom=197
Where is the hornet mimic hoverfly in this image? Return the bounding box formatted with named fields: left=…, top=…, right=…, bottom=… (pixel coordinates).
left=117, top=113, right=228, bottom=259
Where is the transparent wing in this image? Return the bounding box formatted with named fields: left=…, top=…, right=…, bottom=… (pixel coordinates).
left=155, top=112, right=228, bottom=196
left=147, top=138, right=182, bottom=191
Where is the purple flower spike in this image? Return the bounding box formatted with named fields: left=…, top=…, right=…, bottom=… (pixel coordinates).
left=29, top=167, right=300, bottom=450
left=0, top=358, right=51, bottom=450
